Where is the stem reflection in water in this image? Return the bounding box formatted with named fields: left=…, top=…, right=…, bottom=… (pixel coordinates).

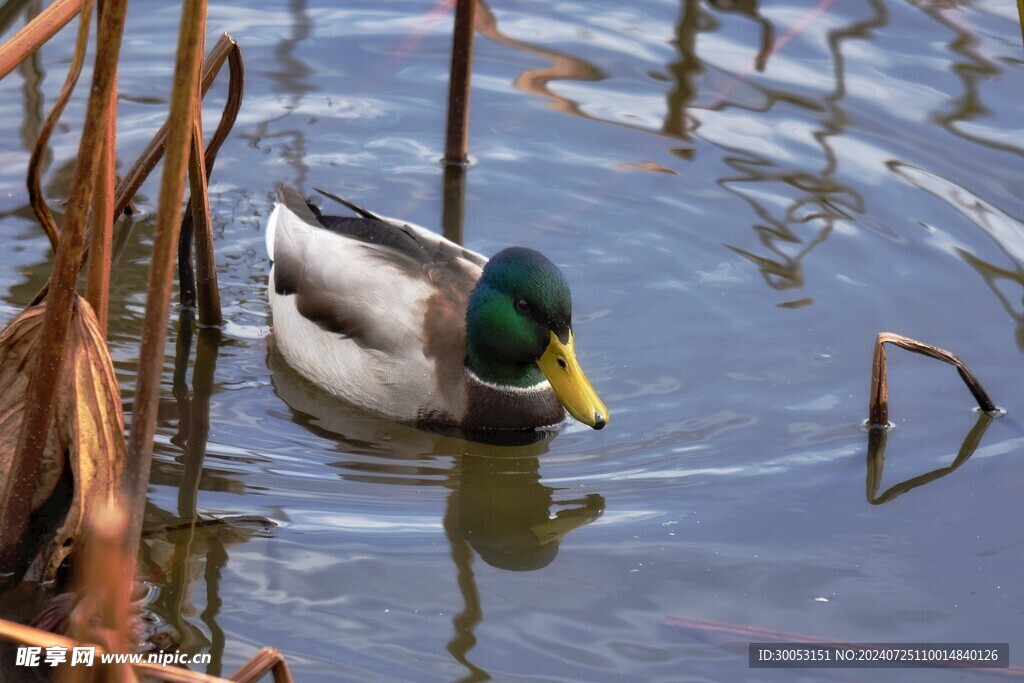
left=142, top=308, right=273, bottom=675
left=246, top=0, right=313, bottom=190
left=889, top=160, right=1024, bottom=352
left=865, top=411, right=994, bottom=505
left=715, top=0, right=886, bottom=301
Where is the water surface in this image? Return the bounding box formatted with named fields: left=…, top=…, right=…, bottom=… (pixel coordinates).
left=1, top=0, right=1023, bottom=680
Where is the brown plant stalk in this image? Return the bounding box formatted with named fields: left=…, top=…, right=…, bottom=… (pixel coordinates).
left=0, top=0, right=84, bottom=80
left=26, top=0, right=95, bottom=251
left=123, top=0, right=208, bottom=584
left=188, top=92, right=222, bottom=326
left=84, top=9, right=117, bottom=335
left=179, top=35, right=244, bottom=313
left=227, top=648, right=296, bottom=683
left=868, top=332, right=997, bottom=426
left=443, top=0, right=476, bottom=165
left=62, top=503, right=133, bottom=683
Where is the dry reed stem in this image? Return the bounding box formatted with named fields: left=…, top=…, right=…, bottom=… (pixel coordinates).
left=0, top=0, right=84, bottom=80
left=88, top=505, right=130, bottom=636
left=201, top=36, right=245, bottom=169
left=441, top=162, right=466, bottom=245
left=179, top=35, right=243, bottom=313
left=1, top=0, right=127, bottom=573
left=26, top=0, right=95, bottom=251
left=443, top=0, right=476, bottom=164
left=179, top=27, right=207, bottom=319
left=227, top=648, right=295, bottom=683
left=868, top=332, right=998, bottom=426
left=188, top=89, right=222, bottom=327
left=62, top=503, right=134, bottom=683
left=84, top=12, right=116, bottom=335
left=123, top=0, right=208, bottom=590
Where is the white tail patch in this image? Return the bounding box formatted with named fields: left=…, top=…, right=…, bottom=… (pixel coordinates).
left=265, top=202, right=282, bottom=261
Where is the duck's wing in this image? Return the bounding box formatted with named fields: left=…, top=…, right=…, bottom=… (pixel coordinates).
left=267, top=187, right=484, bottom=422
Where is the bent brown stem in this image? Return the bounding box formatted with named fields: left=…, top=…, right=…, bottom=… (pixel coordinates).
left=228, top=647, right=296, bottom=683
left=868, top=332, right=998, bottom=427
left=114, top=33, right=241, bottom=219
left=178, top=34, right=243, bottom=316
left=187, top=94, right=222, bottom=326
left=26, top=0, right=95, bottom=251
left=28, top=35, right=244, bottom=311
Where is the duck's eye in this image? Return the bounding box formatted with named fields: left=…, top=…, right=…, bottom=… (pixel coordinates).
left=515, top=298, right=531, bottom=314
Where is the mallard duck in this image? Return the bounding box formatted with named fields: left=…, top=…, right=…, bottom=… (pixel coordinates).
left=266, top=188, right=608, bottom=431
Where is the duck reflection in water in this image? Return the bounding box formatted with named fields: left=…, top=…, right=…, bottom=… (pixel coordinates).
left=454, top=452, right=603, bottom=571
left=269, top=348, right=606, bottom=570
left=270, top=350, right=605, bottom=679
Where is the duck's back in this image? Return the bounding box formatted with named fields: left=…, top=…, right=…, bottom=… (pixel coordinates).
left=267, top=188, right=485, bottom=425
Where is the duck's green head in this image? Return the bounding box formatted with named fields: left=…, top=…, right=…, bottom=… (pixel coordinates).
left=466, top=247, right=608, bottom=429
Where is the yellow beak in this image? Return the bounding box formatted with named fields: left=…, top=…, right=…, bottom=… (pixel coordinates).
left=536, top=331, right=609, bottom=429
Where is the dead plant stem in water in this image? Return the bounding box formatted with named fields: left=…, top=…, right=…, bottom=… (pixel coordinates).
left=113, top=34, right=242, bottom=221
left=868, top=332, right=998, bottom=426
left=0, top=0, right=84, bottom=80
left=124, top=0, right=208, bottom=581
left=27, top=0, right=95, bottom=251
left=26, top=33, right=244, bottom=310
left=443, top=0, right=476, bottom=165
left=188, top=88, right=222, bottom=326
left=84, top=1, right=117, bottom=335
left=180, top=34, right=243, bottom=314
left=63, top=503, right=132, bottom=683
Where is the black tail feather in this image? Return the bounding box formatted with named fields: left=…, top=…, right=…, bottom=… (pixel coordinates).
left=314, top=188, right=384, bottom=222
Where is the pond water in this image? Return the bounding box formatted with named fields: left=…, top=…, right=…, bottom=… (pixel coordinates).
left=1, top=0, right=1023, bottom=680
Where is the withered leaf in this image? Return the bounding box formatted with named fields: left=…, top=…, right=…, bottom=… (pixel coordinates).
left=0, top=306, right=65, bottom=521
left=0, top=296, right=125, bottom=582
